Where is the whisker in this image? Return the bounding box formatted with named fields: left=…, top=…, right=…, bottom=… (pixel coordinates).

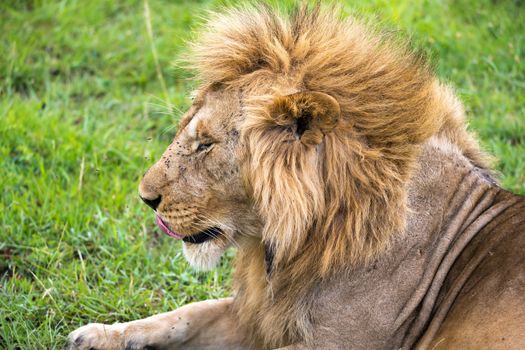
left=197, top=213, right=241, bottom=249
left=168, top=212, right=242, bottom=249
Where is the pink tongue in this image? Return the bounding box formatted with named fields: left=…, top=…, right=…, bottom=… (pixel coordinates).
left=155, top=215, right=184, bottom=239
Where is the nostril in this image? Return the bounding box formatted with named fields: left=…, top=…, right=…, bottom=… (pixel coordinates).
left=140, top=195, right=162, bottom=211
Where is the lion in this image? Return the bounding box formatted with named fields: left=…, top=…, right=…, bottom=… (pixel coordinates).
left=68, top=4, right=525, bottom=350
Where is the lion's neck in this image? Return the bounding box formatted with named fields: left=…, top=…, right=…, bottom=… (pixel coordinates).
left=394, top=136, right=502, bottom=347
left=309, top=136, right=503, bottom=349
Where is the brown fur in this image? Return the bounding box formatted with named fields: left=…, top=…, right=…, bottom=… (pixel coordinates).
left=188, top=5, right=489, bottom=347
left=191, top=3, right=487, bottom=268
left=69, top=5, right=521, bottom=350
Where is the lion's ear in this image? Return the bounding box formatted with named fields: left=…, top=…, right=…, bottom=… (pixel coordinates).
left=268, top=91, right=341, bottom=145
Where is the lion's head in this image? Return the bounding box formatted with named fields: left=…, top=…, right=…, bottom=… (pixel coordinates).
left=139, top=5, right=488, bottom=275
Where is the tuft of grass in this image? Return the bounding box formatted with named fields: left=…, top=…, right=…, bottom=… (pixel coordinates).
left=0, top=0, right=523, bottom=348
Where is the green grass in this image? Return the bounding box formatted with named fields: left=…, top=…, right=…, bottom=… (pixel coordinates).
left=1, top=0, right=524, bottom=348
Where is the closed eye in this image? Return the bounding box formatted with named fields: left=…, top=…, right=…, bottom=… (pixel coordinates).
left=197, top=142, right=213, bottom=152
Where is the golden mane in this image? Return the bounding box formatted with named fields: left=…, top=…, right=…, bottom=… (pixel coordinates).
left=189, top=4, right=490, bottom=347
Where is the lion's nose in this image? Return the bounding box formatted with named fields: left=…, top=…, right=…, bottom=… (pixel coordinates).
left=140, top=195, right=162, bottom=211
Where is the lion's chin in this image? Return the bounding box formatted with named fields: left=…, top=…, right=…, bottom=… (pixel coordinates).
left=182, top=241, right=227, bottom=271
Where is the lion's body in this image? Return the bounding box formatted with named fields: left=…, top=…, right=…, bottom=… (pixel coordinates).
left=231, top=138, right=525, bottom=349
left=69, top=5, right=525, bottom=350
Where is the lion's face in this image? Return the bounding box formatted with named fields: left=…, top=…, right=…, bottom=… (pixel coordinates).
left=139, top=86, right=260, bottom=270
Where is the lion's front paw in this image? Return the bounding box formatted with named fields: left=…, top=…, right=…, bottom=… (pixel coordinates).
left=67, top=323, right=125, bottom=350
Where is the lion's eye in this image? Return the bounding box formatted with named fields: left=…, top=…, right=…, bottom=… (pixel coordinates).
left=197, top=142, right=213, bottom=152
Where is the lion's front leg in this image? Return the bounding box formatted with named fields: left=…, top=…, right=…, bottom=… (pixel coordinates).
left=68, top=297, right=248, bottom=350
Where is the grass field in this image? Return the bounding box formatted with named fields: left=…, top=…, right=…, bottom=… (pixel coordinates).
left=1, top=0, right=524, bottom=348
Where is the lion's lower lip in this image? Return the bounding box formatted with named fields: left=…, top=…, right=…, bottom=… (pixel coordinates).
left=182, top=227, right=223, bottom=244
left=155, top=215, right=223, bottom=244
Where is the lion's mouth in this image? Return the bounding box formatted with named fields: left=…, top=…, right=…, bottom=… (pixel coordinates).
left=155, top=215, right=223, bottom=244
